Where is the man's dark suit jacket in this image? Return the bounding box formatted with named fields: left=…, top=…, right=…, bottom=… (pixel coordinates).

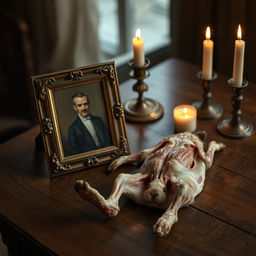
left=68, top=115, right=111, bottom=155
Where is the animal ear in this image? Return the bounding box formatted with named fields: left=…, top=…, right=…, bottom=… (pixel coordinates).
left=194, top=131, right=207, bottom=142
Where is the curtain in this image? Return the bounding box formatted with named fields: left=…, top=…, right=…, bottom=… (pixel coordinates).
left=171, top=0, right=256, bottom=82
left=47, top=0, right=102, bottom=72
left=21, top=0, right=102, bottom=73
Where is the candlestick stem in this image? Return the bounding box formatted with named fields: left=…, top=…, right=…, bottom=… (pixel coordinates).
left=123, top=59, right=163, bottom=122
left=217, top=79, right=254, bottom=138
left=230, top=86, right=242, bottom=126
left=192, top=71, right=223, bottom=119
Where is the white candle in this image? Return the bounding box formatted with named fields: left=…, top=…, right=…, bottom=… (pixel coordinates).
left=202, top=26, right=214, bottom=80
left=232, top=25, right=245, bottom=87
left=173, top=105, right=197, bottom=133
left=132, top=28, right=145, bottom=67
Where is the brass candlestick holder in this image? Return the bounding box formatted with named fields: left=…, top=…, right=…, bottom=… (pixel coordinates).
left=217, top=79, right=254, bottom=138
left=123, top=58, right=163, bottom=122
left=192, top=71, right=223, bottom=119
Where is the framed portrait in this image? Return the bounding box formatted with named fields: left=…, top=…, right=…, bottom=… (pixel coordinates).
left=32, top=61, right=130, bottom=177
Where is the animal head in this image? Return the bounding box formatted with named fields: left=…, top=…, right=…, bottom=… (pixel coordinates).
left=143, top=179, right=167, bottom=204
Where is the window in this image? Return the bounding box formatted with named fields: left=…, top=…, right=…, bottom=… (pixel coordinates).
left=98, top=0, right=171, bottom=65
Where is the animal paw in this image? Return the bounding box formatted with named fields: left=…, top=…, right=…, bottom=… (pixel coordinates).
left=210, top=141, right=226, bottom=151
left=74, top=180, right=120, bottom=217
left=153, top=214, right=178, bottom=237
left=74, top=180, right=95, bottom=201
left=74, top=180, right=106, bottom=207
left=108, top=157, right=123, bottom=172
left=108, top=155, right=130, bottom=172
left=217, top=142, right=226, bottom=150
left=74, top=180, right=88, bottom=193
left=107, top=161, right=117, bottom=172
left=103, top=204, right=120, bottom=217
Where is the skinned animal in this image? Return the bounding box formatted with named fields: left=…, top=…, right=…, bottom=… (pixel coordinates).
left=75, top=132, right=225, bottom=237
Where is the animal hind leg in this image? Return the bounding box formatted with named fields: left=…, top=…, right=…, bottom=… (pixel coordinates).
left=74, top=173, right=144, bottom=217
left=75, top=180, right=119, bottom=217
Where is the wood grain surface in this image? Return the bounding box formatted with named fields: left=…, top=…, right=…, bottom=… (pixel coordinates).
left=0, top=58, right=255, bottom=255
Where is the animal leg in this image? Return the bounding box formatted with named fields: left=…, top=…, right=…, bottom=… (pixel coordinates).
left=75, top=180, right=119, bottom=217
left=192, top=139, right=225, bottom=170
left=75, top=173, right=145, bottom=217
left=204, top=141, right=225, bottom=169
left=153, top=182, right=194, bottom=237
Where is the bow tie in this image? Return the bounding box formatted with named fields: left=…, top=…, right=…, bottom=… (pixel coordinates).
left=83, top=116, right=91, bottom=121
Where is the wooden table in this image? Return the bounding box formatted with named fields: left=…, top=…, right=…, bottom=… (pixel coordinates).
left=1, top=59, right=256, bottom=256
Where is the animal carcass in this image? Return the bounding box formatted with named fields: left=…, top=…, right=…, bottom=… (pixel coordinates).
left=75, top=131, right=225, bottom=237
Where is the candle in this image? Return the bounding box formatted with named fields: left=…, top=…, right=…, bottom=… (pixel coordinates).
left=173, top=105, right=197, bottom=133
left=202, top=26, right=214, bottom=80
left=232, top=25, right=245, bottom=87
left=132, top=28, right=145, bottom=67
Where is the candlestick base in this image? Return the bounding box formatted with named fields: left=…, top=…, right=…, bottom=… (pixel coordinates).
left=193, top=71, right=223, bottom=119
left=124, top=98, right=163, bottom=122
left=192, top=101, right=223, bottom=119
left=217, top=78, right=254, bottom=139
left=124, top=58, right=164, bottom=122
left=217, top=118, right=254, bottom=139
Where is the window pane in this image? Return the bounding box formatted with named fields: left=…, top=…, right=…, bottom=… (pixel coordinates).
left=97, top=0, right=170, bottom=63
left=130, top=0, right=170, bottom=52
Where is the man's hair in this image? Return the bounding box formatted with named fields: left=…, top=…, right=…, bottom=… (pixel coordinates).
left=72, top=92, right=89, bottom=105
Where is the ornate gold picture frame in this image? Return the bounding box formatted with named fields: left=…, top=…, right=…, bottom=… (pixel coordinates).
left=32, top=61, right=129, bottom=177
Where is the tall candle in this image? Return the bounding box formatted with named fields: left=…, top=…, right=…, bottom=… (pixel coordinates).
left=202, top=26, right=213, bottom=80
left=232, top=25, right=245, bottom=87
left=132, top=28, right=145, bottom=67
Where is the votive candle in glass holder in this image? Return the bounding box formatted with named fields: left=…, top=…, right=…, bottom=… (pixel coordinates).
left=173, top=105, right=197, bottom=133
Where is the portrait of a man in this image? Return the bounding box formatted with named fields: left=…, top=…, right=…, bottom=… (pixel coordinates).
left=67, top=92, right=112, bottom=155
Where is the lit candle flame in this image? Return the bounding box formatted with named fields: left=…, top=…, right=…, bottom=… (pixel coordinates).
left=183, top=107, right=189, bottom=118
left=237, top=24, right=242, bottom=40
left=206, top=26, right=211, bottom=40
left=136, top=28, right=141, bottom=39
